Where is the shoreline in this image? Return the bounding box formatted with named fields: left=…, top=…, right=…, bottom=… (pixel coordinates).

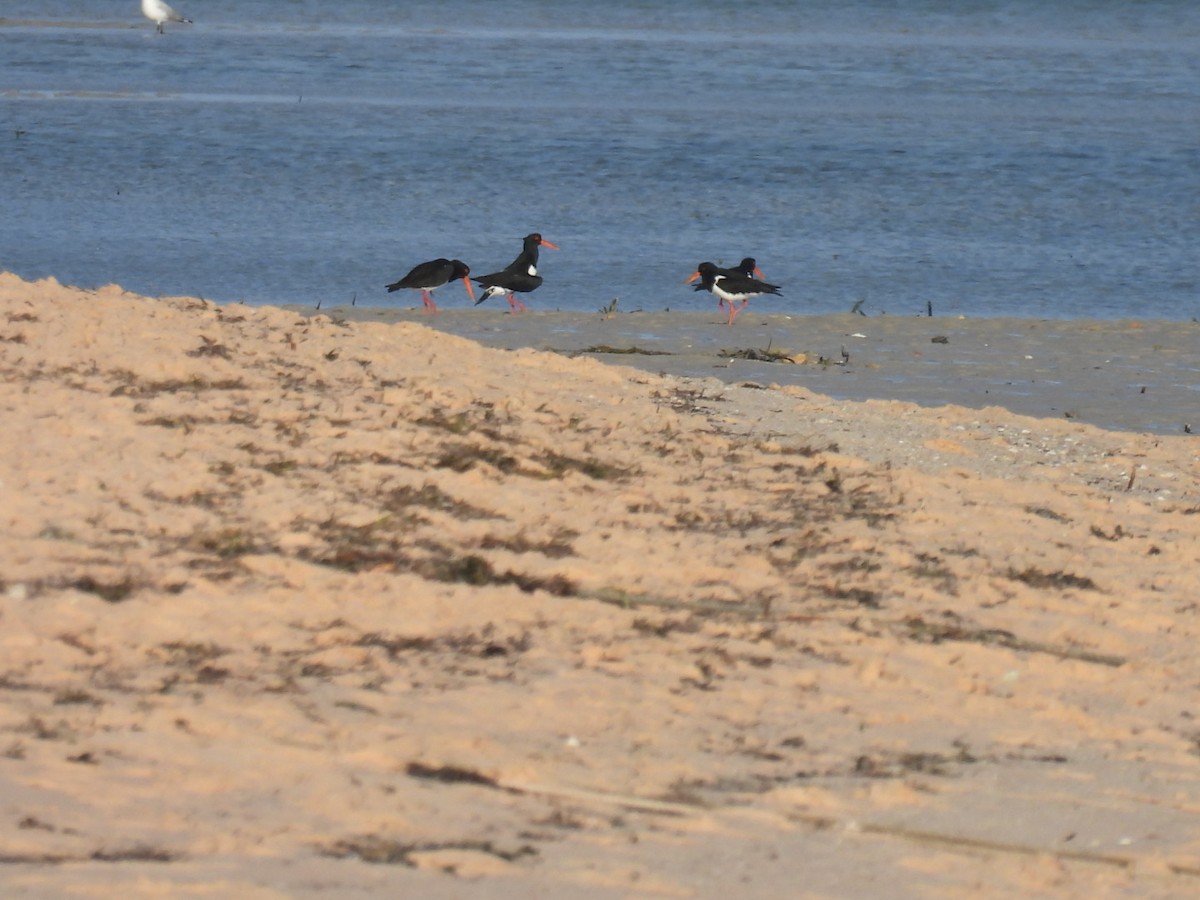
left=289, top=305, right=1200, bottom=436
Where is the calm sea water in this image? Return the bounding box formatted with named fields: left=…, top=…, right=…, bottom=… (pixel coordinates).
left=3, top=1, right=1198, bottom=318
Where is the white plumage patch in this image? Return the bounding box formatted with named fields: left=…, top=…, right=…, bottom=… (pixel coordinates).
left=707, top=274, right=753, bottom=304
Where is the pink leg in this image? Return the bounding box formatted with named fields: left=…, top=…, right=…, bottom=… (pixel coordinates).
left=508, top=293, right=526, bottom=313
left=421, top=290, right=437, bottom=312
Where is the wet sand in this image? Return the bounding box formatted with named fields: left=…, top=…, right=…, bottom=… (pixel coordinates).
left=4, top=273, right=1200, bottom=897
left=300, top=305, right=1200, bottom=436
left=0, top=19, right=137, bottom=29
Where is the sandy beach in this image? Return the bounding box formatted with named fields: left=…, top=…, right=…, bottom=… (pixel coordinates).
left=3, top=272, right=1200, bottom=897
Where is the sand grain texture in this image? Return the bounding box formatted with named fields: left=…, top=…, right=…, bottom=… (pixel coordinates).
left=1, top=272, right=1199, bottom=897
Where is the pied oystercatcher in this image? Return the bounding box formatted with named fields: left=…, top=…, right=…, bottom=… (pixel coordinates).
left=473, top=233, right=559, bottom=312
left=385, top=258, right=475, bottom=311
left=686, top=258, right=766, bottom=310
left=691, top=261, right=782, bottom=325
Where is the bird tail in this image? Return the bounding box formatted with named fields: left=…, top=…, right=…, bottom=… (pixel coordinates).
left=475, top=285, right=502, bottom=306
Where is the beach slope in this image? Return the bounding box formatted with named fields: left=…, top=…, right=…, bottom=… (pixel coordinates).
left=2, top=272, right=1199, bottom=897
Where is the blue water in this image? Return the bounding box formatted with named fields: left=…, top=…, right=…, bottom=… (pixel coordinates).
left=4, top=1, right=1198, bottom=318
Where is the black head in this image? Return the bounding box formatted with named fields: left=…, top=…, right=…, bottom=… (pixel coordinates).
left=693, top=262, right=719, bottom=290
left=522, top=233, right=558, bottom=251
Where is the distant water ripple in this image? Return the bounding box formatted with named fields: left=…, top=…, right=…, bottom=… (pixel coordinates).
left=3, top=1, right=1198, bottom=318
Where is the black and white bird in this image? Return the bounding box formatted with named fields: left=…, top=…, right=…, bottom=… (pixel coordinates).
left=691, top=261, right=782, bottom=325
left=473, top=233, right=558, bottom=312
left=385, top=258, right=474, bottom=312
left=142, top=0, right=192, bottom=34
left=685, top=258, right=767, bottom=310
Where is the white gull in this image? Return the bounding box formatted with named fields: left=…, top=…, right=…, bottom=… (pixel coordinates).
left=141, top=0, right=192, bottom=34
